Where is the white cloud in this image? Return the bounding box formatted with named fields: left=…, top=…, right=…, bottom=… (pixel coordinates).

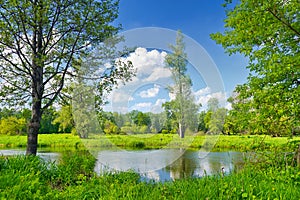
left=139, top=84, right=160, bottom=98
left=144, top=67, right=172, bottom=82
left=121, top=47, right=170, bottom=81
left=151, top=98, right=167, bottom=113
left=102, top=47, right=173, bottom=113
left=130, top=102, right=152, bottom=111
left=194, top=87, right=228, bottom=110
left=129, top=98, right=167, bottom=113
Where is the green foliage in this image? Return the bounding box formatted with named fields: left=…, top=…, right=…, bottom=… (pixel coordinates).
left=120, top=124, right=149, bottom=134
left=0, top=108, right=31, bottom=135
left=198, top=111, right=208, bottom=132
left=103, top=120, right=120, bottom=134
left=211, top=0, right=300, bottom=136
left=135, top=111, right=151, bottom=127
left=0, top=116, right=27, bottom=135
left=53, top=105, right=74, bottom=133
left=202, top=102, right=227, bottom=135
left=0, top=0, right=121, bottom=107
left=39, top=107, right=59, bottom=134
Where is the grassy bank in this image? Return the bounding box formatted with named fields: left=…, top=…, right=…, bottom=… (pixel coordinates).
left=1, top=133, right=299, bottom=152
left=1, top=151, right=300, bottom=199
left=0, top=134, right=83, bottom=149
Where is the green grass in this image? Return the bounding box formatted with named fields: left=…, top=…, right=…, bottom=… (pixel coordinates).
left=1, top=133, right=299, bottom=152
left=1, top=151, right=300, bottom=199
left=0, top=134, right=83, bottom=149
left=83, top=133, right=300, bottom=152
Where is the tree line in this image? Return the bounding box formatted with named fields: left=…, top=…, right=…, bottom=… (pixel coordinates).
left=0, top=97, right=227, bottom=137
left=1, top=99, right=298, bottom=138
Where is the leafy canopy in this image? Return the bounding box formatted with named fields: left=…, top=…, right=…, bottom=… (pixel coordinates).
left=211, top=0, right=300, bottom=135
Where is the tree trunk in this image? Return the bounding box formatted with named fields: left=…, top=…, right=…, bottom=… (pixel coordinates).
left=26, top=99, right=42, bottom=155
left=179, top=122, right=184, bottom=138
left=26, top=7, right=44, bottom=155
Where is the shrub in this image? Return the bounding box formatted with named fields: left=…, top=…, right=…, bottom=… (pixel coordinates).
left=129, top=141, right=145, bottom=148
left=0, top=116, right=27, bottom=135
left=103, top=120, right=119, bottom=134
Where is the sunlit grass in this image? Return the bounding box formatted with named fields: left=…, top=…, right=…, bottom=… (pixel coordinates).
left=1, top=133, right=299, bottom=152
left=0, top=134, right=83, bottom=148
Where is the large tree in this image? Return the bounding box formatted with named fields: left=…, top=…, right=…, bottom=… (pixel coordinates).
left=0, top=0, right=132, bottom=155
left=211, top=0, right=299, bottom=136
left=164, top=31, right=200, bottom=138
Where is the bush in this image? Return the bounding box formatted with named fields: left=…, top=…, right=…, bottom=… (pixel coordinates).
left=129, top=141, right=145, bottom=148
left=0, top=116, right=27, bottom=135
left=103, top=120, right=119, bottom=134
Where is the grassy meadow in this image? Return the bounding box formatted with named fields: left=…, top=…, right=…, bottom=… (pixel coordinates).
left=1, top=133, right=299, bottom=152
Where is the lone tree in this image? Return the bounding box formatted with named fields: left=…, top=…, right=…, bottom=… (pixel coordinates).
left=0, top=0, right=132, bottom=155
left=211, top=0, right=300, bottom=136
left=164, top=31, right=199, bottom=138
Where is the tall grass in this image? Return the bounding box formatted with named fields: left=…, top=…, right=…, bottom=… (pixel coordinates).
left=1, top=149, right=300, bottom=199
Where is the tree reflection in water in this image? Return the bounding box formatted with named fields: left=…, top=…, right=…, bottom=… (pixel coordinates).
left=93, top=149, right=246, bottom=182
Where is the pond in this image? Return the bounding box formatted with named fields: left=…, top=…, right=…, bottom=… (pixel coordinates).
left=0, top=148, right=246, bottom=182
left=93, top=149, right=246, bottom=182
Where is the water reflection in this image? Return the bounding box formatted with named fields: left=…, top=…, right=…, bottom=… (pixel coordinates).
left=0, top=149, right=60, bottom=163
left=94, top=149, right=245, bottom=182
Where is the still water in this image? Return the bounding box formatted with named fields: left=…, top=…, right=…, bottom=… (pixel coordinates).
left=0, top=149, right=245, bottom=182
left=93, top=149, right=245, bottom=181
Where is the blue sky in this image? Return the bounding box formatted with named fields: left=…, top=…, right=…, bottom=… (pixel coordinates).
left=104, top=0, right=249, bottom=113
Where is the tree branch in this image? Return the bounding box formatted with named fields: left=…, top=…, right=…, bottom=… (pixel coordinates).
left=267, top=8, right=300, bottom=37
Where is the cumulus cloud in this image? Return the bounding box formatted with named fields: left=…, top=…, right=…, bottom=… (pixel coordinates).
left=103, top=47, right=174, bottom=113
left=121, top=47, right=170, bottom=82
left=144, top=67, right=172, bottom=82
left=194, top=87, right=228, bottom=110
left=139, top=84, right=160, bottom=98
